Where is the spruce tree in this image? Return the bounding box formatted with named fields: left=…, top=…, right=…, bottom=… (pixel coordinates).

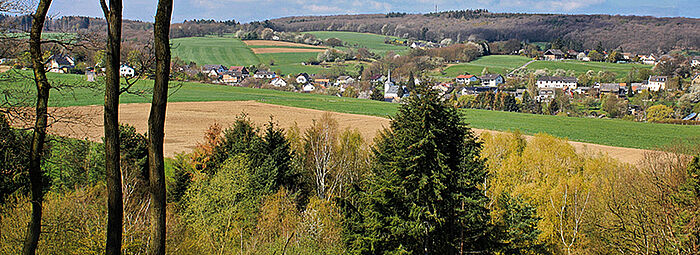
left=354, top=84, right=490, bottom=254
left=407, top=71, right=416, bottom=91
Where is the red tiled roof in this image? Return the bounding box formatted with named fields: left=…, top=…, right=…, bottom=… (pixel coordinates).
left=456, top=74, right=474, bottom=79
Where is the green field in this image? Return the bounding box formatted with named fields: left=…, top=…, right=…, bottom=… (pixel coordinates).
left=171, top=36, right=259, bottom=66
left=526, top=60, right=651, bottom=78
left=306, top=31, right=410, bottom=55
left=439, top=55, right=651, bottom=79
left=5, top=72, right=699, bottom=150
left=441, top=55, right=532, bottom=77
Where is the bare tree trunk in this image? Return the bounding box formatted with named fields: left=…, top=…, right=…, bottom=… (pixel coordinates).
left=99, top=0, right=123, bottom=254
left=22, top=1, right=53, bottom=254
left=147, top=0, right=173, bottom=253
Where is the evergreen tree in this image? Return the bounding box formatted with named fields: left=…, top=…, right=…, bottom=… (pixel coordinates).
left=407, top=71, right=415, bottom=91
left=370, top=86, right=384, bottom=101
left=491, top=193, right=549, bottom=254
left=349, top=84, right=490, bottom=254
left=522, top=91, right=534, bottom=113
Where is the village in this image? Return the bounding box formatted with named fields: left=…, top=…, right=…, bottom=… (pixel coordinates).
left=29, top=36, right=700, bottom=124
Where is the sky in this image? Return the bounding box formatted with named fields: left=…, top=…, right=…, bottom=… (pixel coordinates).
left=50, top=0, right=698, bottom=23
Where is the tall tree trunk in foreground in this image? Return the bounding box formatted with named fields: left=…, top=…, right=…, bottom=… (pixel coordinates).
left=147, top=0, right=173, bottom=253
left=99, top=0, right=123, bottom=254
left=22, top=0, right=53, bottom=254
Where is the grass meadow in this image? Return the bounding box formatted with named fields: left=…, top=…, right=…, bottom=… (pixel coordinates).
left=170, top=37, right=260, bottom=66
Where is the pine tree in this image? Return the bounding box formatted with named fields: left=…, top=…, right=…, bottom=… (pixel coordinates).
left=522, top=91, right=534, bottom=113
left=407, top=71, right=415, bottom=91
left=351, top=84, right=490, bottom=254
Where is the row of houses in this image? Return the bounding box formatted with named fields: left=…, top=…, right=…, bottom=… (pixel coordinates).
left=541, top=49, right=694, bottom=66
left=455, top=73, right=505, bottom=87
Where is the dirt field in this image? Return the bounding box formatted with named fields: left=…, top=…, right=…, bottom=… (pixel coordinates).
left=250, top=48, right=326, bottom=54
left=42, top=101, right=649, bottom=164
left=243, top=40, right=326, bottom=48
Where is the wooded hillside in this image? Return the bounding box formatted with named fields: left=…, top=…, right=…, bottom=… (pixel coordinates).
left=268, top=11, right=700, bottom=54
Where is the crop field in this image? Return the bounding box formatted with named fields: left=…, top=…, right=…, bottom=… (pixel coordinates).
left=526, top=60, right=651, bottom=78
left=4, top=72, right=699, bottom=150
left=305, top=31, right=410, bottom=55
left=441, top=55, right=532, bottom=76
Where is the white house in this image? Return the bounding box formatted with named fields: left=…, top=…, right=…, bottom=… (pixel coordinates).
left=46, top=54, right=75, bottom=73
left=536, top=76, right=577, bottom=89
left=296, top=73, right=311, bottom=84
left=640, top=54, right=657, bottom=65
left=647, top=75, right=667, bottom=91
left=455, top=74, right=478, bottom=84
left=119, top=64, right=135, bottom=77
left=479, top=74, right=504, bottom=87
left=270, top=77, right=288, bottom=87
left=302, top=83, right=315, bottom=92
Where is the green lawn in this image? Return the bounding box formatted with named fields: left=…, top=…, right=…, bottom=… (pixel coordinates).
left=5, top=71, right=699, bottom=150
left=441, top=55, right=532, bottom=77
left=306, top=31, right=410, bottom=55
left=527, top=60, right=651, bottom=78
left=171, top=36, right=260, bottom=66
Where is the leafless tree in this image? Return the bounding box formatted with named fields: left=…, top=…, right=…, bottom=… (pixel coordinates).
left=147, top=0, right=173, bottom=253
left=98, top=0, right=123, bottom=253
left=21, top=0, right=52, bottom=254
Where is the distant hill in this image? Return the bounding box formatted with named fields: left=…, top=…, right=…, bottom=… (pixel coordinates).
left=268, top=11, right=700, bottom=54
left=2, top=10, right=698, bottom=54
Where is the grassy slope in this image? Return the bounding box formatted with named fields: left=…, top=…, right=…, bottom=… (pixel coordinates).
left=442, top=55, right=532, bottom=76
left=171, top=37, right=260, bottom=66
left=526, top=60, right=651, bottom=78
left=306, top=31, right=410, bottom=55
left=6, top=72, right=699, bottom=150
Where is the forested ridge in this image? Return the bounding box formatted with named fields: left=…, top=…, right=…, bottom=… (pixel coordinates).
left=268, top=11, right=700, bottom=54
left=1, top=9, right=698, bottom=54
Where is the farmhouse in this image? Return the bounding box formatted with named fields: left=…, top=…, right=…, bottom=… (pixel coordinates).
left=479, top=74, right=504, bottom=87
left=46, top=54, right=75, bottom=73
left=456, top=74, right=478, bottom=84
left=119, top=64, right=135, bottom=77
left=253, top=70, right=275, bottom=79
left=543, top=49, right=565, bottom=60
left=202, top=65, right=226, bottom=76
left=647, top=76, right=667, bottom=91
left=229, top=66, right=249, bottom=76
left=270, top=77, right=288, bottom=87
left=536, top=76, right=577, bottom=89
left=296, top=73, right=311, bottom=84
